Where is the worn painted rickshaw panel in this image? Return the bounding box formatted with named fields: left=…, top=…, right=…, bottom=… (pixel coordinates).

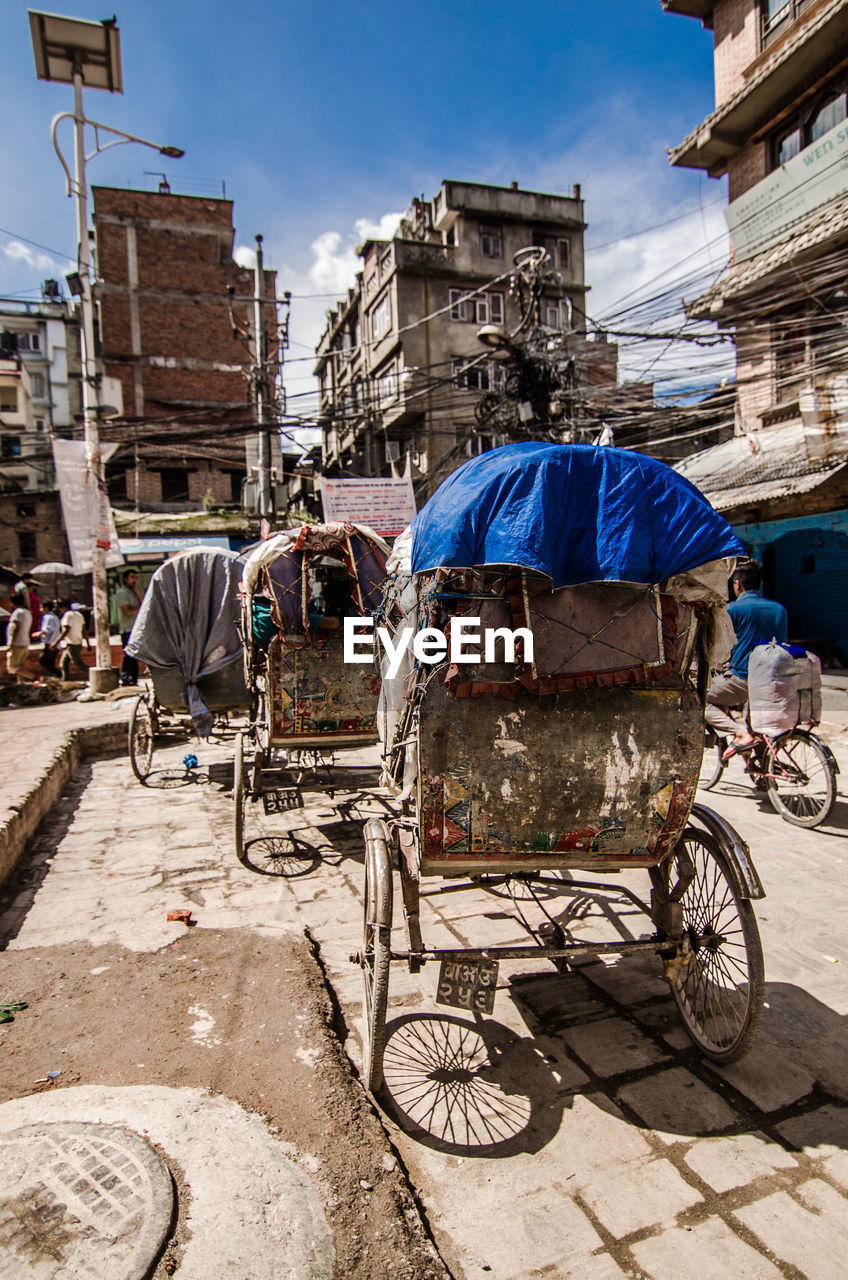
left=268, top=631, right=380, bottom=746
left=418, top=682, right=703, bottom=873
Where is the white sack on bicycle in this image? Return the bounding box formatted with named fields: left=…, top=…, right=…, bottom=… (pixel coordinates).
left=748, top=640, right=822, bottom=736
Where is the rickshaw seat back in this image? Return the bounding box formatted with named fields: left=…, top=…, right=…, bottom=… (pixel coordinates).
left=416, top=678, right=704, bottom=875
left=265, top=632, right=380, bottom=748
left=148, top=658, right=248, bottom=714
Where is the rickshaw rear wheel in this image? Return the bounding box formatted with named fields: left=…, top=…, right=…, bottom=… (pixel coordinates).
left=667, top=827, right=764, bottom=1064
left=128, top=695, right=154, bottom=783
left=233, top=732, right=246, bottom=862
left=362, top=819, right=393, bottom=1094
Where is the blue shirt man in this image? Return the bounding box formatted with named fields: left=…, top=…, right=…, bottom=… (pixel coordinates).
left=727, top=589, right=788, bottom=678
left=706, top=559, right=789, bottom=752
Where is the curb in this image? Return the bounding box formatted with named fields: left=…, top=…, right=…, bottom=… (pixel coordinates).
left=0, top=719, right=127, bottom=890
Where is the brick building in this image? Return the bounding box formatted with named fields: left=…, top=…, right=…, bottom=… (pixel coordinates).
left=92, top=185, right=282, bottom=514
left=665, top=0, right=848, bottom=661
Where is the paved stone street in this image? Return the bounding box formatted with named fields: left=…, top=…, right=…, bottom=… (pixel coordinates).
left=0, top=708, right=846, bottom=1279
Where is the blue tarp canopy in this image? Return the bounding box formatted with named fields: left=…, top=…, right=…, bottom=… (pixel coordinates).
left=410, top=442, right=744, bottom=586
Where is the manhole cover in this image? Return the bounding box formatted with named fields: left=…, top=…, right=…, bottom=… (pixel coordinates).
left=0, top=1122, right=174, bottom=1279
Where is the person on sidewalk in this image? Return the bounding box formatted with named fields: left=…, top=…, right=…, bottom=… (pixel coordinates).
left=58, top=599, right=90, bottom=680
left=34, top=599, right=61, bottom=676
left=115, top=569, right=142, bottom=686
left=706, top=559, right=788, bottom=757
left=4, top=592, right=33, bottom=683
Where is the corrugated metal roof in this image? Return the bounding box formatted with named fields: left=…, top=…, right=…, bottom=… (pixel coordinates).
left=675, top=420, right=848, bottom=510
left=690, top=193, right=848, bottom=316
left=702, top=463, right=848, bottom=511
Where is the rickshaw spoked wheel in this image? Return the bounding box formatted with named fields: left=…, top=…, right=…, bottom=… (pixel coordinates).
left=362, top=818, right=393, bottom=1094
left=233, top=731, right=246, bottom=863
left=666, top=827, right=764, bottom=1064
left=128, top=694, right=155, bottom=783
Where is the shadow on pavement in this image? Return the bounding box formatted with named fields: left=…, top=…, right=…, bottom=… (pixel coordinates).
left=376, top=1012, right=565, bottom=1158
left=239, top=834, right=322, bottom=878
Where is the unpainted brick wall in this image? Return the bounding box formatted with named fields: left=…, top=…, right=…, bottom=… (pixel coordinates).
left=713, top=0, right=760, bottom=104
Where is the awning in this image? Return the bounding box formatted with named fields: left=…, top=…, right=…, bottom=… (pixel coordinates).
left=117, top=534, right=233, bottom=561
left=675, top=421, right=848, bottom=512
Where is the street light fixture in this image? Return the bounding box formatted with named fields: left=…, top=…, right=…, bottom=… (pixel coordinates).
left=29, top=10, right=183, bottom=692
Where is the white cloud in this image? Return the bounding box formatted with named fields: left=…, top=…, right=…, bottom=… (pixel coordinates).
left=308, top=211, right=404, bottom=294
left=233, top=243, right=256, bottom=269
left=3, top=240, right=63, bottom=274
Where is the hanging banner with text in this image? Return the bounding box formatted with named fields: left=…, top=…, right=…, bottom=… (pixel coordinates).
left=319, top=477, right=417, bottom=537
left=726, top=116, right=848, bottom=262
left=52, top=438, right=124, bottom=573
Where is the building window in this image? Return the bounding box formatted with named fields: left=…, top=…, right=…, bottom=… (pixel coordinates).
left=229, top=470, right=245, bottom=503
left=30, top=373, right=46, bottom=399
left=450, top=289, right=504, bottom=324
left=533, top=234, right=570, bottom=271
left=17, top=530, right=36, bottom=559
left=479, top=225, right=502, bottom=258
left=17, top=503, right=36, bottom=518
left=762, top=0, right=817, bottom=44
left=159, top=468, right=191, bottom=502
left=770, top=76, right=848, bottom=170
left=377, top=362, right=398, bottom=409
left=466, top=434, right=498, bottom=457
left=107, top=469, right=128, bottom=500
left=452, top=358, right=503, bottom=392
left=17, top=332, right=40, bottom=352
left=542, top=298, right=571, bottom=330
left=0, top=386, right=17, bottom=412
left=1, top=435, right=22, bottom=459
left=372, top=292, right=391, bottom=341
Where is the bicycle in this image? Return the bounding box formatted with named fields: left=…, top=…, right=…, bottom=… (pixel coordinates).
left=701, top=719, right=839, bottom=828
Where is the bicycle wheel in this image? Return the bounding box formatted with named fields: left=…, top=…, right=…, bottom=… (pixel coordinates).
left=668, top=827, right=764, bottom=1064
left=766, top=730, right=836, bottom=828
left=128, top=695, right=154, bottom=783
left=700, top=733, right=726, bottom=791
left=361, top=819, right=393, bottom=1094
left=233, top=732, right=246, bottom=862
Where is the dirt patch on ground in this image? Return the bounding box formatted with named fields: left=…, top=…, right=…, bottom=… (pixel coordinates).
left=0, top=927, right=449, bottom=1280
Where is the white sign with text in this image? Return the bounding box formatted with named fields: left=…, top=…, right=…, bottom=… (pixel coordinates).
left=320, top=477, right=416, bottom=537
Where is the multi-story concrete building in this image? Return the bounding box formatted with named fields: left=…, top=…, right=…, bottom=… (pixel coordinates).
left=0, top=292, right=80, bottom=570
left=665, top=0, right=848, bottom=660
left=92, top=185, right=282, bottom=514
left=0, top=293, right=78, bottom=492
left=315, top=180, right=592, bottom=495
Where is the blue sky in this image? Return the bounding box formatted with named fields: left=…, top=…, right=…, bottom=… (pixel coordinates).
left=3, top=1, right=731, bottom=425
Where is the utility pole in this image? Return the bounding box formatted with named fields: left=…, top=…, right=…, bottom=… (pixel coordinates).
left=253, top=234, right=273, bottom=524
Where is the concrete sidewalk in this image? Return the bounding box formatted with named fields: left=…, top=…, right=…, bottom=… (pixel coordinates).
left=0, top=692, right=133, bottom=885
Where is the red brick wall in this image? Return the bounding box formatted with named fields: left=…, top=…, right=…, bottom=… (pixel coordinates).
left=93, top=187, right=277, bottom=419
left=727, top=140, right=769, bottom=200
left=713, top=0, right=760, bottom=105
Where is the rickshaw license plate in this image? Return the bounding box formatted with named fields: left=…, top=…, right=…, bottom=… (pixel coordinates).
left=436, top=959, right=499, bottom=1014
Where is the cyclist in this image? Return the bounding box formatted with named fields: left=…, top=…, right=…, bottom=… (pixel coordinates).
left=706, top=559, right=788, bottom=759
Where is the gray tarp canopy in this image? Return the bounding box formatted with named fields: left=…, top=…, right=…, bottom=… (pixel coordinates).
left=126, top=547, right=243, bottom=735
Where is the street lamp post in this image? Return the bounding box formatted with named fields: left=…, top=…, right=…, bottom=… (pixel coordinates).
left=29, top=10, right=183, bottom=691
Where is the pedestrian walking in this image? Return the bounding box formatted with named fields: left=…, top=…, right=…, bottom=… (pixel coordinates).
left=34, top=600, right=61, bottom=676
left=4, top=592, right=33, bottom=684
left=115, top=569, right=142, bottom=686
left=58, top=599, right=90, bottom=680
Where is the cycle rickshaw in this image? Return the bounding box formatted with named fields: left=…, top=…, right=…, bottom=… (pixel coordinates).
left=126, top=547, right=248, bottom=783
left=355, top=442, right=767, bottom=1093
left=233, top=521, right=389, bottom=863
